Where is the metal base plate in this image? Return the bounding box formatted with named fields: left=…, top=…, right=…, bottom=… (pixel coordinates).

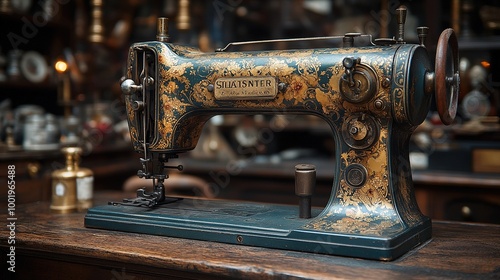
left=84, top=198, right=431, bottom=261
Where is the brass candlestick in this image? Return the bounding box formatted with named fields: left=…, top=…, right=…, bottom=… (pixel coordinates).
left=55, top=60, right=72, bottom=117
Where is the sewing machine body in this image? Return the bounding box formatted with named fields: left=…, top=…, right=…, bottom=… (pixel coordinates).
left=85, top=14, right=458, bottom=260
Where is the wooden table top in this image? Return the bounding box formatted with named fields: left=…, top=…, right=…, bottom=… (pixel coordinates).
left=1, top=192, right=499, bottom=279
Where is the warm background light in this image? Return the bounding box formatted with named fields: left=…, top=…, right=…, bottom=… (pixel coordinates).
left=481, top=60, right=491, bottom=69
left=55, top=60, right=68, bottom=73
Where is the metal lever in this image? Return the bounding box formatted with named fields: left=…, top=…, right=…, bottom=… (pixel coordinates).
left=121, top=79, right=142, bottom=95
left=341, top=57, right=361, bottom=88
left=137, top=158, right=150, bottom=178
left=164, top=164, right=184, bottom=171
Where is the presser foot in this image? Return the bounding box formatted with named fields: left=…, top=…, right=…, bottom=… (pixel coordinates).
left=108, top=196, right=182, bottom=208
left=109, top=187, right=182, bottom=208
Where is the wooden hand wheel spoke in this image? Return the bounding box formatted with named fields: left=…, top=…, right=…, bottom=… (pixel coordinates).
left=435, top=28, right=459, bottom=125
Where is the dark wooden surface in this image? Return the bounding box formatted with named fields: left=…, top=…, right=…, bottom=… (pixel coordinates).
left=1, top=192, right=500, bottom=279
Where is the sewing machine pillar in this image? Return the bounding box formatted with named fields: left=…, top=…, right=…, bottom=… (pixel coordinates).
left=295, top=164, right=316, bottom=219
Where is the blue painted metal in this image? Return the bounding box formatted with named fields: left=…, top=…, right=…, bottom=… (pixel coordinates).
left=85, top=198, right=431, bottom=260
left=85, top=32, right=440, bottom=261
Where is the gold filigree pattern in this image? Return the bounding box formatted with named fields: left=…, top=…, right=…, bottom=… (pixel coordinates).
left=124, top=41, right=431, bottom=237
left=392, top=48, right=410, bottom=123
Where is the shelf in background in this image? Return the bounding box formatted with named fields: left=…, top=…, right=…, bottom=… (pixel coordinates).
left=0, top=79, right=56, bottom=90
left=459, top=36, right=500, bottom=50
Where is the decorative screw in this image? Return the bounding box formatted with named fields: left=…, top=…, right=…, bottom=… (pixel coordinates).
left=278, top=82, right=287, bottom=92
left=207, top=84, right=214, bottom=92
left=382, top=77, right=391, bottom=88
left=374, top=99, right=385, bottom=110
left=350, top=126, right=359, bottom=135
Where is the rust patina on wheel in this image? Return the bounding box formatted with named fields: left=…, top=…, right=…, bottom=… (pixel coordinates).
left=435, top=28, right=460, bottom=125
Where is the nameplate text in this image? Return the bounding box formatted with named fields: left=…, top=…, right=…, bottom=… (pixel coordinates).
left=214, top=77, right=277, bottom=100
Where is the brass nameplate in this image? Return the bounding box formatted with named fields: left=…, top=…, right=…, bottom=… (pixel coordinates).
left=214, top=77, right=277, bottom=100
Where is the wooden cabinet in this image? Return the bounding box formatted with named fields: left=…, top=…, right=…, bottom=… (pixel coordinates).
left=414, top=171, right=500, bottom=224
left=0, top=152, right=52, bottom=206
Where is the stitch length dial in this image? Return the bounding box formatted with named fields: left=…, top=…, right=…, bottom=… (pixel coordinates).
left=342, top=114, right=379, bottom=150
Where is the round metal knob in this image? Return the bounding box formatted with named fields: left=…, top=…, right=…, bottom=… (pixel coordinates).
left=121, top=79, right=141, bottom=95
left=342, top=114, right=378, bottom=150
left=27, top=162, right=41, bottom=178
left=344, top=164, right=367, bottom=188
left=349, top=121, right=368, bottom=141
left=132, top=101, right=144, bottom=111
left=340, top=61, right=377, bottom=104
left=343, top=57, right=357, bottom=69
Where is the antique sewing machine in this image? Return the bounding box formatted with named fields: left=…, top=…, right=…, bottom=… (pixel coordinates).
left=85, top=7, right=459, bottom=260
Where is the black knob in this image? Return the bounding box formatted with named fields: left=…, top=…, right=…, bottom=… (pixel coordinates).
left=343, top=57, right=359, bottom=69
left=417, top=26, right=429, bottom=47
left=344, top=164, right=367, bottom=188
left=132, top=101, right=144, bottom=111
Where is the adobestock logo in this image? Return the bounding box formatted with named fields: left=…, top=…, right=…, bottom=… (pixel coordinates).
left=6, top=0, right=71, bottom=50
